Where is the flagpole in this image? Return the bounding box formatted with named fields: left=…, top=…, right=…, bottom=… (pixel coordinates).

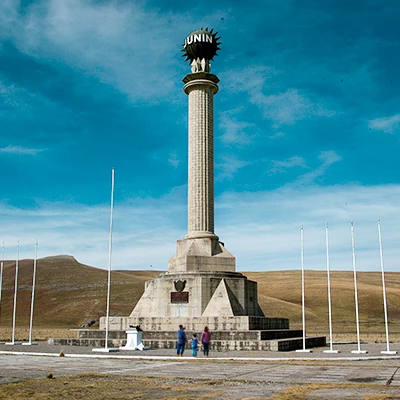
left=377, top=219, right=396, bottom=355
left=104, top=167, right=114, bottom=350
left=323, top=223, right=339, bottom=353
left=0, top=242, right=4, bottom=344
left=24, top=240, right=38, bottom=345
left=7, top=241, right=22, bottom=345
left=350, top=222, right=367, bottom=354
left=93, top=168, right=118, bottom=352
left=296, top=224, right=311, bottom=353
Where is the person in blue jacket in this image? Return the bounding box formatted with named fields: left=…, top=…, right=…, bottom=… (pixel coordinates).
left=176, top=325, right=188, bottom=356
left=190, top=333, right=199, bottom=357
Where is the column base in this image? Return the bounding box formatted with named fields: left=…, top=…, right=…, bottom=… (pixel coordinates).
left=168, top=237, right=235, bottom=273
left=185, top=231, right=219, bottom=240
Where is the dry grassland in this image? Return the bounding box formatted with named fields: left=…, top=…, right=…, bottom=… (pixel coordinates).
left=0, top=375, right=269, bottom=400
left=0, top=375, right=399, bottom=400
left=247, top=270, right=400, bottom=342
left=0, top=327, right=76, bottom=342
left=0, top=256, right=400, bottom=342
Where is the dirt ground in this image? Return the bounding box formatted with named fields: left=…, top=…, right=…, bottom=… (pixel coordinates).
left=0, top=374, right=399, bottom=400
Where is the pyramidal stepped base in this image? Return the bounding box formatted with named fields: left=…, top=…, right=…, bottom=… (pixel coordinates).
left=94, top=236, right=325, bottom=351
left=119, top=237, right=265, bottom=321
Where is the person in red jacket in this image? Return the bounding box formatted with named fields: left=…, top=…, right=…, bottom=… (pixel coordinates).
left=200, top=326, right=211, bottom=356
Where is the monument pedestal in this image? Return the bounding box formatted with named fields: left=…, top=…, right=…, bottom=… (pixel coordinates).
left=95, top=236, right=325, bottom=351
left=123, top=236, right=265, bottom=325
left=119, top=327, right=146, bottom=351
left=128, top=272, right=263, bottom=320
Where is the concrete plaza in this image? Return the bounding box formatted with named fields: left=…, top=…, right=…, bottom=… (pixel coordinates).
left=0, top=343, right=399, bottom=386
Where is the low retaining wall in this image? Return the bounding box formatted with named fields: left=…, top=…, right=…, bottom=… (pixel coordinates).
left=48, top=328, right=326, bottom=352
left=99, top=316, right=290, bottom=331
left=48, top=336, right=326, bottom=351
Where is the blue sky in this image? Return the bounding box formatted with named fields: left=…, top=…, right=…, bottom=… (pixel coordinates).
left=0, top=0, right=399, bottom=272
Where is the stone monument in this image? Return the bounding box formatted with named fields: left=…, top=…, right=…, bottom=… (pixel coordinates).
left=66, top=29, right=326, bottom=350
left=103, top=29, right=285, bottom=332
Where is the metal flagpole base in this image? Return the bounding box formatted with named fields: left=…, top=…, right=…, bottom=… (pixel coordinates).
left=323, top=350, right=340, bottom=353
left=381, top=350, right=397, bottom=355
left=92, top=348, right=119, bottom=353
left=351, top=350, right=368, bottom=354
left=5, top=342, right=22, bottom=345
left=22, top=342, right=38, bottom=346
left=296, top=349, right=312, bottom=353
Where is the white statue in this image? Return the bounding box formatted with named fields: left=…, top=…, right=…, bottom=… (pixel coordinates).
left=191, top=58, right=211, bottom=73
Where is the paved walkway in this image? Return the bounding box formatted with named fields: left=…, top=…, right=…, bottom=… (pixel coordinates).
left=1, top=341, right=400, bottom=360
left=0, top=342, right=399, bottom=389
left=0, top=354, right=399, bottom=386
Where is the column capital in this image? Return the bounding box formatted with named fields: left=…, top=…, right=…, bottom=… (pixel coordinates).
left=183, top=73, right=219, bottom=95
left=183, top=72, right=219, bottom=84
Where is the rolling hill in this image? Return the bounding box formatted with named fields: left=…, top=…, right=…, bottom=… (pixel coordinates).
left=0, top=255, right=399, bottom=341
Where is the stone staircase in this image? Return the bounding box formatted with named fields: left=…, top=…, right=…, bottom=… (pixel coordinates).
left=49, top=328, right=326, bottom=352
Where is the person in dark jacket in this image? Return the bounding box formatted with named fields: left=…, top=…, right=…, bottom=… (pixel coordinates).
left=176, top=325, right=188, bottom=356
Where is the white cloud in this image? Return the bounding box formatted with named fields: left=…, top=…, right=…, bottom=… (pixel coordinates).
left=269, top=131, right=286, bottom=139
left=216, top=155, right=251, bottom=181
left=0, top=78, right=61, bottom=124
left=222, top=67, right=335, bottom=127
left=0, top=0, right=223, bottom=103
left=1, top=183, right=399, bottom=273
left=222, top=66, right=277, bottom=94
left=368, top=114, right=400, bottom=134
left=0, top=0, right=19, bottom=38
left=269, top=156, right=308, bottom=174
left=168, top=152, right=180, bottom=168
left=267, top=151, right=341, bottom=184
left=0, top=187, right=187, bottom=271
left=216, top=184, right=400, bottom=272
left=219, top=110, right=257, bottom=145
left=292, top=150, right=342, bottom=186
left=256, top=89, right=335, bottom=128
left=0, top=145, right=45, bottom=155
left=0, top=80, right=33, bottom=110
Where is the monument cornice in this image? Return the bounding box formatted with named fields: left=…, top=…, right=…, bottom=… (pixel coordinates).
left=183, top=78, right=219, bottom=95
left=183, top=72, right=220, bottom=84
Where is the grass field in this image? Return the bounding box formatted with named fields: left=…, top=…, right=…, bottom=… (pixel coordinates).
left=0, top=373, right=399, bottom=399
left=246, top=270, right=400, bottom=341
left=0, top=255, right=399, bottom=342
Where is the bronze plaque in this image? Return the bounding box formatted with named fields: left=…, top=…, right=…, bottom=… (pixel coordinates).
left=171, top=291, right=189, bottom=303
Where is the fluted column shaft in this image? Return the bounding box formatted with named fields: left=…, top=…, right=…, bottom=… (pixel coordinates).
left=183, top=74, right=219, bottom=239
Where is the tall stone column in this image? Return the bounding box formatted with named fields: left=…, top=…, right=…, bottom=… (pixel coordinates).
left=183, top=73, right=219, bottom=239
left=124, top=28, right=267, bottom=326
left=167, top=29, right=235, bottom=274
left=167, top=73, right=235, bottom=273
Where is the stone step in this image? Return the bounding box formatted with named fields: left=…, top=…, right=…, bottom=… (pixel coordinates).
left=48, top=335, right=326, bottom=352
left=260, top=330, right=304, bottom=340
left=101, top=316, right=290, bottom=331
left=272, top=336, right=327, bottom=352
left=76, top=329, right=304, bottom=341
